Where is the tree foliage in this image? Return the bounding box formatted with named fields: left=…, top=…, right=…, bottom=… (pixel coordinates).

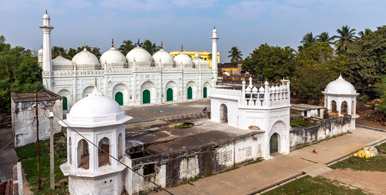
left=291, top=42, right=349, bottom=98
left=345, top=25, right=386, bottom=94
left=332, top=25, right=358, bottom=54
left=142, top=40, right=160, bottom=55
left=298, top=32, right=317, bottom=51
left=374, top=75, right=386, bottom=114
left=118, top=40, right=135, bottom=56
left=227, top=46, right=243, bottom=62
left=316, top=32, right=335, bottom=45
left=242, top=43, right=295, bottom=81
left=358, top=28, right=372, bottom=37
left=0, top=35, right=43, bottom=113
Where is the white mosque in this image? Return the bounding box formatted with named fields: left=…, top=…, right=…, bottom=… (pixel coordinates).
left=38, top=12, right=218, bottom=110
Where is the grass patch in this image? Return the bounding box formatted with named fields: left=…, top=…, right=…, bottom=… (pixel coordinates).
left=263, top=176, right=366, bottom=195
left=18, top=133, right=69, bottom=194
left=174, top=123, right=193, bottom=129
left=244, top=158, right=263, bottom=166
left=290, top=118, right=313, bottom=128
left=329, top=142, right=386, bottom=172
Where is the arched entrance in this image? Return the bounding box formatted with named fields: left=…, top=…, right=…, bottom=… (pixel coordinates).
left=270, top=133, right=279, bottom=154
left=203, top=87, right=207, bottom=98
left=63, top=96, right=67, bottom=110
left=167, top=88, right=173, bottom=101
left=341, top=101, right=348, bottom=115
left=220, top=104, right=228, bottom=123
left=143, top=90, right=150, bottom=104
left=115, top=92, right=123, bottom=105
left=187, top=87, right=192, bottom=99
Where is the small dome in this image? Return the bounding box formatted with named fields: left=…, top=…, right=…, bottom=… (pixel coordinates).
left=324, top=75, right=356, bottom=94
left=192, top=53, right=210, bottom=68
left=100, top=47, right=127, bottom=69
left=194, top=53, right=200, bottom=59
left=152, top=49, right=175, bottom=66
left=67, top=87, right=132, bottom=125
left=43, top=13, right=50, bottom=20
left=52, top=56, right=73, bottom=66
left=174, top=52, right=193, bottom=68
left=72, top=48, right=100, bottom=70
left=38, top=48, right=43, bottom=55
left=126, top=46, right=153, bottom=67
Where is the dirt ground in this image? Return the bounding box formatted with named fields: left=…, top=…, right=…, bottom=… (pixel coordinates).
left=322, top=169, right=386, bottom=195
left=356, top=115, right=386, bottom=130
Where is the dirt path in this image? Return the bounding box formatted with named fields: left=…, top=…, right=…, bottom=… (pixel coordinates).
left=322, top=169, right=386, bottom=195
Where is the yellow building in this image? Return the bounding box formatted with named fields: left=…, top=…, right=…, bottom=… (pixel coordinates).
left=169, top=50, right=220, bottom=68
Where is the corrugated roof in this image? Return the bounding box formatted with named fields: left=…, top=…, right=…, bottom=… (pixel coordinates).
left=11, top=90, right=63, bottom=103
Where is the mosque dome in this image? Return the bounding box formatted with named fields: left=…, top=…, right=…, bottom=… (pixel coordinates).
left=152, top=49, right=175, bottom=67
left=174, top=52, right=193, bottom=68
left=324, top=75, right=356, bottom=94
left=72, top=48, right=100, bottom=70
left=100, top=47, right=127, bottom=69
left=43, top=13, right=50, bottom=20
left=52, top=56, right=73, bottom=66
left=192, top=52, right=210, bottom=68
left=126, top=46, right=153, bottom=67
left=38, top=48, right=43, bottom=56
left=66, top=87, right=132, bottom=126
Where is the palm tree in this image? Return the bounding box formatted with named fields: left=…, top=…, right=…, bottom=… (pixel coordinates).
left=316, top=32, right=335, bottom=44
left=299, top=32, right=316, bottom=51
left=118, top=40, right=135, bottom=56
left=332, top=25, right=358, bottom=54
left=142, top=40, right=160, bottom=55
left=227, top=46, right=243, bottom=62
left=358, top=28, right=372, bottom=37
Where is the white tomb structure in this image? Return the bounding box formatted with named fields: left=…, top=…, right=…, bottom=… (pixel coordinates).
left=59, top=82, right=132, bottom=195
left=322, top=75, right=360, bottom=129
left=38, top=12, right=217, bottom=110
left=210, top=77, right=291, bottom=159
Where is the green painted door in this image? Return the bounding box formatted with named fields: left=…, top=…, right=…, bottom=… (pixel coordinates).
left=270, top=133, right=278, bottom=154
left=203, top=87, right=207, bottom=98
left=167, top=88, right=173, bottom=101
left=187, top=87, right=192, bottom=99
left=115, top=92, right=123, bottom=105
left=143, top=90, right=150, bottom=104
left=63, top=97, right=67, bottom=110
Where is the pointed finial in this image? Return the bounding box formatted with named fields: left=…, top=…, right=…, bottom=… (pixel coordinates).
left=84, top=43, right=86, bottom=49
left=161, top=41, right=163, bottom=49
left=261, top=82, right=263, bottom=87
left=214, top=26, right=215, bottom=29
left=340, top=71, right=341, bottom=76
left=138, top=39, right=140, bottom=45
left=181, top=45, right=183, bottom=52
left=46, top=10, right=47, bottom=14
left=112, top=39, right=114, bottom=47
left=254, top=83, right=255, bottom=87
left=95, top=77, right=97, bottom=87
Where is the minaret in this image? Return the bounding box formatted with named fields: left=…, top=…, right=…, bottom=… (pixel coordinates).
left=211, top=27, right=219, bottom=81
left=40, top=10, right=54, bottom=90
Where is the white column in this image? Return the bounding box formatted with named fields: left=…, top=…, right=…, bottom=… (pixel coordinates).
left=40, top=12, right=54, bottom=90
left=211, top=27, right=219, bottom=81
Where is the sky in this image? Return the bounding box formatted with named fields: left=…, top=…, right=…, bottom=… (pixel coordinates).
left=1, top=0, right=386, bottom=63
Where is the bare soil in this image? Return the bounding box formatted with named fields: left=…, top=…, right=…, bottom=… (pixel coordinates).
left=322, top=169, right=386, bottom=195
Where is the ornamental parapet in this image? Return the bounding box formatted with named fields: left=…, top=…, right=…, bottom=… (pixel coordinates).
left=104, top=68, right=132, bottom=74
left=132, top=67, right=161, bottom=72
left=103, top=62, right=128, bottom=69
left=162, top=68, right=183, bottom=72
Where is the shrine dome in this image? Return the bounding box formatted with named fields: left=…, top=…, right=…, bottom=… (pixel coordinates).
left=324, top=75, right=357, bottom=94
left=72, top=48, right=99, bottom=65
left=152, top=49, right=175, bottom=65
left=52, top=56, right=73, bottom=66
left=174, top=52, right=193, bottom=68
left=100, top=47, right=127, bottom=65
left=65, top=87, right=132, bottom=126
left=126, top=46, right=153, bottom=64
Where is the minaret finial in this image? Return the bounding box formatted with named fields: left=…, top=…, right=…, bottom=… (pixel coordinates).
left=340, top=71, right=341, bottom=76
left=95, top=77, right=97, bottom=87
left=214, top=26, right=215, bottom=29
left=112, top=39, right=114, bottom=47
left=138, top=39, right=140, bottom=45
left=84, top=43, right=87, bottom=49
left=161, top=41, right=163, bottom=49
left=181, top=45, right=183, bottom=52
left=46, top=10, right=47, bottom=14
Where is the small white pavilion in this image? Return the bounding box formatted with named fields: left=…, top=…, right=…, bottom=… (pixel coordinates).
left=322, top=74, right=360, bottom=129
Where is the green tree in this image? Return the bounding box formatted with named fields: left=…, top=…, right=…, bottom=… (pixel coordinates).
left=118, top=40, right=135, bottom=56
left=316, top=32, right=335, bottom=45
left=142, top=40, right=160, bottom=55
left=0, top=35, right=43, bottom=113
left=291, top=42, right=349, bottom=99
left=51, top=46, right=66, bottom=59
left=358, top=28, right=372, bottom=37
left=66, top=48, right=77, bottom=60
left=227, top=46, right=243, bottom=62
left=374, top=75, right=386, bottom=114
left=242, top=43, right=295, bottom=81
left=345, top=25, right=386, bottom=95
left=299, top=32, right=316, bottom=51
left=332, top=25, right=358, bottom=54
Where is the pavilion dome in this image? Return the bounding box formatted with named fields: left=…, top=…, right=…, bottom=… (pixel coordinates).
left=152, top=49, right=175, bottom=66
left=100, top=47, right=127, bottom=69
left=71, top=48, right=100, bottom=70
left=324, top=75, right=356, bottom=94
left=126, top=46, right=153, bottom=67
left=174, top=52, right=193, bottom=68
left=192, top=52, right=210, bottom=68
left=52, top=56, right=73, bottom=66
left=67, top=87, right=131, bottom=125
left=38, top=48, right=43, bottom=56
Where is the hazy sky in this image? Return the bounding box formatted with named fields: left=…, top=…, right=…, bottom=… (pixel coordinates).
left=1, top=0, right=386, bottom=62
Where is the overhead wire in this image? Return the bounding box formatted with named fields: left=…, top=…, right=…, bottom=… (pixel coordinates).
left=52, top=112, right=173, bottom=195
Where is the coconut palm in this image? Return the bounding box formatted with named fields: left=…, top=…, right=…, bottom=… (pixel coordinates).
left=227, top=46, right=243, bottom=62
left=358, top=28, right=372, bottom=37
left=118, top=40, right=135, bottom=56
left=332, top=25, right=358, bottom=54
left=316, top=32, right=335, bottom=44
left=299, top=32, right=316, bottom=51
left=142, top=40, right=160, bottom=55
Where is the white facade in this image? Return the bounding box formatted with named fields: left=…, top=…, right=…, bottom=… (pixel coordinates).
left=322, top=75, right=360, bottom=129
left=39, top=13, right=217, bottom=110
left=210, top=77, right=291, bottom=159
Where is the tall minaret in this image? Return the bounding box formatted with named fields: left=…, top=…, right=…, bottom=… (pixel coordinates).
left=39, top=10, right=54, bottom=90
left=211, top=27, right=219, bottom=81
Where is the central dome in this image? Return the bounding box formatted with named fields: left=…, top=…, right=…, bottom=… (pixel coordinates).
left=174, top=52, right=193, bottom=68
left=152, top=49, right=175, bottom=67
left=126, top=46, right=153, bottom=67
left=72, top=48, right=100, bottom=70
left=67, top=87, right=132, bottom=126
left=100, top=47, right=127, bottom=69
left=324, top=75, right=356, bottom=94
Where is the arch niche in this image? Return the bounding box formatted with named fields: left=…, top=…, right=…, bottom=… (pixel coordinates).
left=220, top=104, right=228, bottom=123
left=269, top=121, right=287, bottom=155
left=113, top=83, right=128, bottom=106
left=186, top=81, right=196, bottom=100
left=98, top=137, right=111, bottom=167
left=82, top=86, right=94, bottom=98
left=141, top=81, right=156, bottom=104
left=77, top=139, right=89, bottom=169
left=58, top=89, right=71, bottom=110
left=341, top=101, right=348, bottom=115
left=203, top=82, right=211, bottom=98
left=165, top=81, right=178, bottom=102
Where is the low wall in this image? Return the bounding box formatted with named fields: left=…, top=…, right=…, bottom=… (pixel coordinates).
left=290, top=116, right=351, bottom=150
left=127, top=131, right=264, bottom=195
